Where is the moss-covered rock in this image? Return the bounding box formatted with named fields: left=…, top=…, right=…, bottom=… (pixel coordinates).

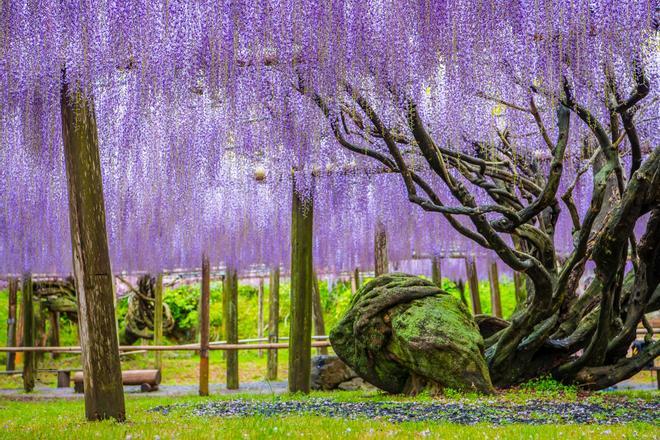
left=329, top=273, right=494, bottom=394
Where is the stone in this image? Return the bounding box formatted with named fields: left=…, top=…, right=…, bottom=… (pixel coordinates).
left=330, top=273, right=494, bottom=394
left=310, top=355, right=358, bottom=390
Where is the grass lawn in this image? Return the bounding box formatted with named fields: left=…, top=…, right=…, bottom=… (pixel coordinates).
left=0, top=390, right=658, bottom=440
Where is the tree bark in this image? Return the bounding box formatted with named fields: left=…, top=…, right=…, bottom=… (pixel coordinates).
left=289, top=181, right=314, bottom=393
left=432, top=257, right=442, bottom=288
left=374, top=221, right=389, bottom=277
left=199, top=256, right=210, bottom=396
left=267, top=267, right=280, bottom=380
left=465, top=258, right=482, bottom=315
left=61, top=80, right=125, bottom=421
left=488, top=262, right=502, bottom=318
left=21, top=274, right=35, bottom=392
left=154, top=273, right=163, bottom=370
left=257, top=278, right=264, bottom=357
left=224, top=267, right=239, bottom=390
left=6, top=277, right=18, bottom=371
left=311, top=272, right=328, bottom=355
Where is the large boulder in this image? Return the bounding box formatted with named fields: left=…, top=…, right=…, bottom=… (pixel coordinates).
left=330, top=273, right=494, bottom=394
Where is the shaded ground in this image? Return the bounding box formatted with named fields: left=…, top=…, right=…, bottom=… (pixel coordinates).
left=153, top=397, right=660, bottom=425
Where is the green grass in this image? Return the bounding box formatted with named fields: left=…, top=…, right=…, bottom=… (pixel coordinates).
left=0, top=392, right=657, bottom=439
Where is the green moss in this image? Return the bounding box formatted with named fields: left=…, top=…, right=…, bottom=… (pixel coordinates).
left=331, top=274, right=494, bottom=395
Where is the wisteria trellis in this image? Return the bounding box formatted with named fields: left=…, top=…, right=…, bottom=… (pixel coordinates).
left=0, top=1, right=657, bottom=277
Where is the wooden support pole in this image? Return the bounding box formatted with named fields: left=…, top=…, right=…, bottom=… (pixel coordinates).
left=61, top=79, right=125, bottom=421
left=431, top=257, right=442, bottom=288
left=289, top=182, right=313, bottom=393
left=154, top=273, right=164, bottom=370
left=199, top=255, right=210, bottom=396
left=267, top=267, right=280, bottom=381
left=456, top=279, right=468, bottom=306
left=464, top=258, right=482, bottom=315
left=6, top=277, right=18, bottom=371
left=49, top=312, right=60, bottom=360
left=350, top=268, right=360, bottom=295
left=224, top=267, right=239, bottom=390
left=22, top=273, right=35, bottom=392
left=257, top=278, right=264, bottom=357
left=374, top=221, right=389, bottom=277
left=311, top=272, right=328, bottom=355
left=488, top=262, right=502, bottom=318
left=513, top=272, right=526, bottom=312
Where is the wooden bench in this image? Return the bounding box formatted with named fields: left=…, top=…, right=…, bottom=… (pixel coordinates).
left=72, top=369, right=161, bottom=393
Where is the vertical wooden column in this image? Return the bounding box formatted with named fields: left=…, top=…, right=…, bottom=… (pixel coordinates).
left=22, top=273, right=35, bottom=392
left=154, top=273, right=164, bottom=370
left=267, top=267, right=280, bottom=381
left=350, top=268, right=360, bottom=295
left=289, top=182, right=313, bottom=393
left=224, top=267, right=239, bottom=390
left=311, top=272, right=328, bottom=355
left=464, top=258, right=482, bottom=315
left=431, top=257, right=442, bottom=288
left=257, top=278, right=264, bottom=357
left=49, top=312, right=60, bottom=360
left=199, top=256, right=210, bottom=396
left=61, top=79, right=125, bottom=421
left=488, top=262, right=502, bottom=318
left=513, top=272, right=526, bottom=312
left=6, top=277, right=18, bottom=371
left=374, top=221, right=389, bottom=277
left=456, top=279, right=468, bottom=306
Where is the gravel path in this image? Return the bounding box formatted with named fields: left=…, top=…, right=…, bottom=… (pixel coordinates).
left=152, top=397, right=660, bottom=425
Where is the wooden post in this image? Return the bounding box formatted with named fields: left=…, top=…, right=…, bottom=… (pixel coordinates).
left=289, top=182, right=313, bottom=393
left=374, top=221, right=389, bottom=277
left=311, top=272, right=328, bottom=355
left=488, top=262, right=502, bottom=318
left=267, top=267, right=280, bottom=380
left=350, top=268, right=360, bottom=295
left=257, top=278, right=264, bottom=357
left=464, top=258, right=482, bottom=315
left=224, top=267, right=239, bottom=390
left=199, top=256, right=210, bottom=396
left=61, top=79, right=125, bottom=421
left=513, top=272, right=527, bottom=312
left=456, top=279, right=468, bottom=306
left=431, top=257, right=442, bottom=288
left=22, top=273, right=35, bottom=392
left=154, top=273, right=164, bottom=370
left=49, top=311, right=60, bottom=360
left=6, top=277, right=18, bottom=371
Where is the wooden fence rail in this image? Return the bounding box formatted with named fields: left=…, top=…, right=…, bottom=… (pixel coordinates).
left=0, top=341, right=332, bottom=353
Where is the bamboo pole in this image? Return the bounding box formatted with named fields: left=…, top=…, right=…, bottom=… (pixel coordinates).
left=488, top=262, right=503, bottom=318
left=464, top=258, right=482, bottom=315
left=374, top=221, right=388, bottom=277
left=257, top=278, right=264, bottom=357
left=6, top=277, right=18, bottom=371
left=154, top=273, right=164, bottom=370
left=199, top=255, right=210, bottom=396
left=224, top=267, right=239, bottom=390
left=431, top=257, right=442, bottom=288
left=22, top=273, right=35, bottom=392
left=267, top=267, right=280, bottom=380
left=289, top=181, right=313, bottom=393
left=61, top=80, right=125, bottom=421
left=513, top=272, right=526, bottom=312
left=311, top=272, right=328, bottom=355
